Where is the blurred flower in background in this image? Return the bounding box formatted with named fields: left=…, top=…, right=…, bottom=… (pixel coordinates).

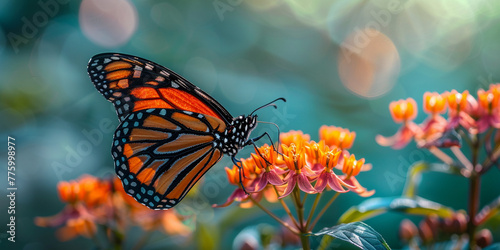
left=35, top=175, right=192, bottom=248
left=377, top=84, right=500, bottom=151
left=3, top=0, right=500, bottom=248
left=373, top=85, right=500, bottom=249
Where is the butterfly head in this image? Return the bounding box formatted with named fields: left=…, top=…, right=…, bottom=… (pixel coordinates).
left=218, top=115, right=257, bottom=156
left=232, top=114, right=258, bottom=142
left=241, top=114, right=258, bottom=129
left=234, top=114, right=258, bottom=133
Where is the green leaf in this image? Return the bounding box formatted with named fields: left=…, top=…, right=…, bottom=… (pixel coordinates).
left=403, top=162, right=462, bottom=198
left=312, top=222, right=390, bottom=250
left=339, top=196, right=454, bottom=223
left=195, top=223, right=220, bottom=250
left=476, top=195, right=500, bottom=226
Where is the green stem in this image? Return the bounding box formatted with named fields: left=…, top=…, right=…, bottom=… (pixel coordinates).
left=481, top=128, right=500, bottom=172
left=467, top=135, right=481, bottom=250
left=482, top=143, right=500, bottom=170
left=310, top=192, right=340, bottom=230
left=305, top=193, right=322, bottom=231
left=458, top=128, right=473, bottom=149
left=248, top=195, right=300, bottom=235
left=300, top=233, right=311, bottom=250
left=302, top=193, right=308, bottom=205
left=273, top=186, right=300, bottom=229
left=467, top=173, right=480, bottom=250
left=292, top=186, right=310, bottom=250
left=293, top=187, right=305, bottom=229
left=111, top=228, right=124, bottom=250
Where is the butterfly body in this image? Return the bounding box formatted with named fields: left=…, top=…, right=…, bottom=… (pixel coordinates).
left=87, top=53, right=265, bottom=209
left=219, top=115, right=258, bottom=155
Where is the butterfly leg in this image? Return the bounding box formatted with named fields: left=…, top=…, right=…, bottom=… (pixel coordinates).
left=232, top=156, right=249, bottom=179
left=255, top=120, right=283, bottom=154
left=248, top=131, right=274, bottom=146
left=248, top=141, right=273, bottom=167
left=246, top=132, right=284, bottom=165
left=232, top=156, right=249, bottom=195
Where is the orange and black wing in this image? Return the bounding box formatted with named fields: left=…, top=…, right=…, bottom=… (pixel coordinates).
left=87, top=53, right=233, bottom=123
left=112, top=108, right=226, bottom=209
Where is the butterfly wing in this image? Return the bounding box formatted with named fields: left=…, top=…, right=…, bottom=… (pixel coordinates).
left=87, top=53, right=233, bottom=123
left=113, top=108, right=226, bottom=209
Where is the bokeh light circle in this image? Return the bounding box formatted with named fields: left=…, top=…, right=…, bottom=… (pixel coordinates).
left=79, top=0, right=137, bottom=47
left=338, top=29, right=400, bottom=98
left=282, top=0, right=331, bottom=27
left=394, top=1, right=475, bottom=71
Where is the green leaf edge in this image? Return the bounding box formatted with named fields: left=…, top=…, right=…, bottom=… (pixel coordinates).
left=311, top=221, right=391, bottom=250
left=339, top=196, right=455, bottom=224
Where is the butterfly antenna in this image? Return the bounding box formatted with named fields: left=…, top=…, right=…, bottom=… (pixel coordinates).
left=249, top=97, right=286, bottom=116
left=257, top=121, right=284, bottom=157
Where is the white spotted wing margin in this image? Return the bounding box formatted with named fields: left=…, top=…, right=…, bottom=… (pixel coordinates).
left=112, top=108, right=225, bottom=210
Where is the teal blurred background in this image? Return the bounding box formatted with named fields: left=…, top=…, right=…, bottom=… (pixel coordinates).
left=1, top=0, right=500, bottom=249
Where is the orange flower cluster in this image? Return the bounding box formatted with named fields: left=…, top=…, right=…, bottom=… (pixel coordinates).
left=35, top=175, right=191, bottom=242
left=57, top=175, right=111, bottom=207
left=377, top=85, right=500, bottom=149
left=214, top=126, right=374, bottom=208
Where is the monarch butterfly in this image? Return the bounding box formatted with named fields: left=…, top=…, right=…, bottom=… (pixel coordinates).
left=87, top=53, right=284, bottom=210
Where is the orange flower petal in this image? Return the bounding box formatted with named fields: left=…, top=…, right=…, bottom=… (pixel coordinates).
left=389, top=98, right=418, bottom=123
left=423, top=92, right=447, bottom=114
left=280, top=130, right=310, bottom=147
left=446, top=90, right=469, bottom=113
left=319, top=126, right=356, bottom=149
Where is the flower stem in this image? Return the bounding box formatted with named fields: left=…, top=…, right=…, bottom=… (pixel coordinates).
left=248, top=195, right=300, bottom=235
left=467, top=136, right=481, bottom=250
left=467, top=173, right=480, bottom=250
left=302, top=193, right=308, bottom=205
left=300, top=233, right=311, bottom=250
left=107, top=227, right=124, bottom=250
left=273, top=186, right=300, bottom=229
left=482, top=141, right=500, bottom=170
left=479, top=128, right=496, bottom=173
left=292, top=187, right=310, bottom=250
left=292, top=187, right=305, bottom=229
left=310, top=192, right=340, bottom=230
left=459, top=128, right=473, bottom=148
left=429, top=146, right=454, bottom=165
left=305, top=193, right=322, bottom=231
left=451, top=146, right=473, bottom=170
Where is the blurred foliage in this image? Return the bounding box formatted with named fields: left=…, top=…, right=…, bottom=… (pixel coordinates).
left=340, top=196, right=455, bottom=224
left=2, top=0, right=500, bottom=248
